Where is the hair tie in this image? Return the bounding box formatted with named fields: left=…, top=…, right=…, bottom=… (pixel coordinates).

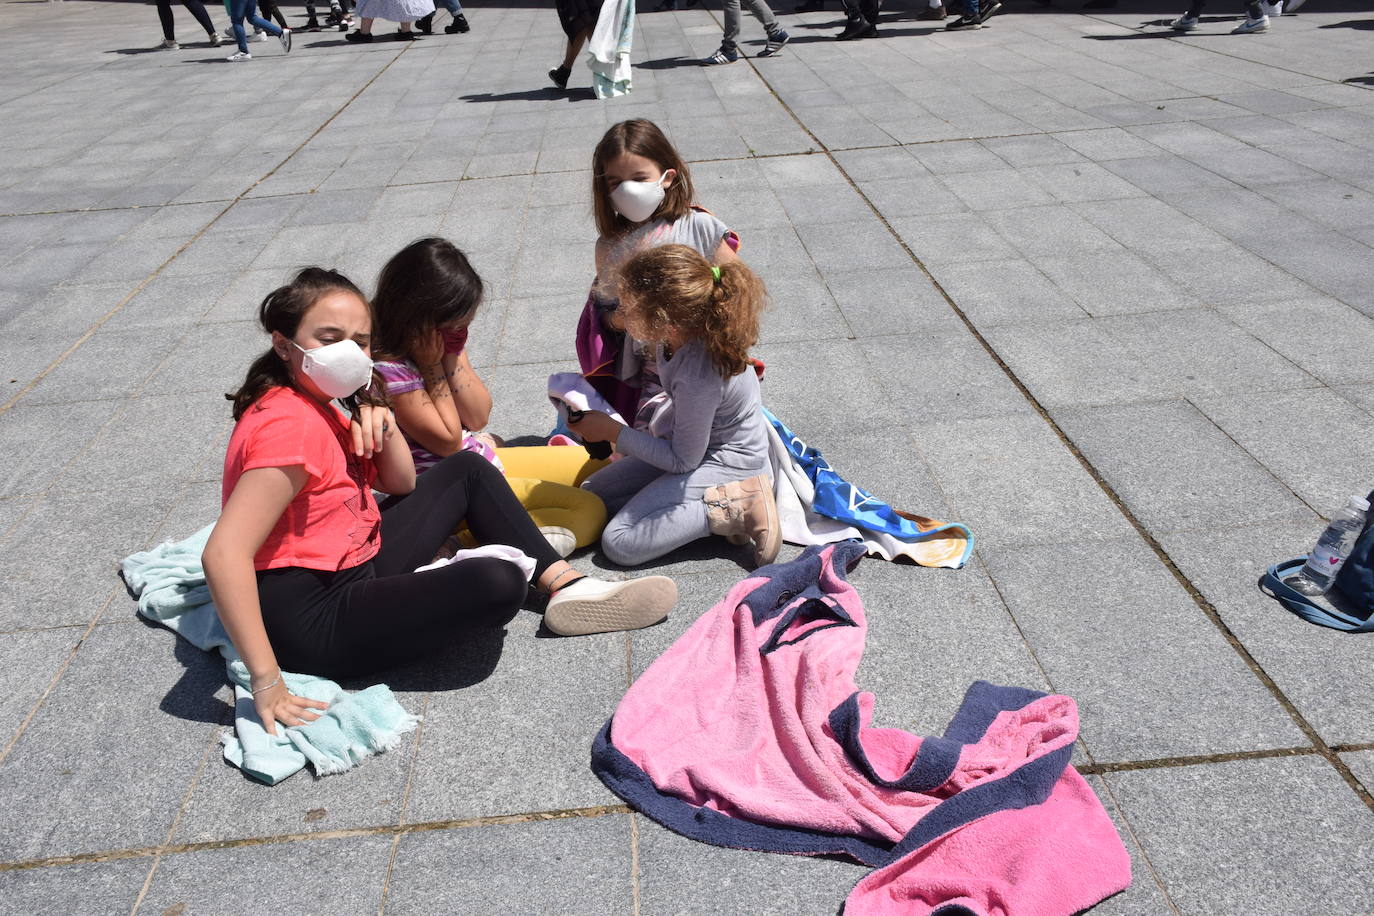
left=710, top=265, right=722, bottom=284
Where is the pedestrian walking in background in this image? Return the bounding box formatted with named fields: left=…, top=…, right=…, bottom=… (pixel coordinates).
left=154, top=0, right=224, bottom=48
left=705, top=0, right=790, bottom=63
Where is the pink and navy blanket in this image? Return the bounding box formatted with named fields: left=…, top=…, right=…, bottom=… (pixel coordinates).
left=592, top=542, right=1131, bottom=914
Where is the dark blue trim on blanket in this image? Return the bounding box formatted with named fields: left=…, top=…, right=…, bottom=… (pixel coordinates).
left=761, top=597, right=857, bottom=655
left=590, top=719, right=896, bottom=868
left=829, top=681, right=1051, bottom=793
left=742, top=542, right=866, bottom=625
left=888, top=741, right=1072, bottom=860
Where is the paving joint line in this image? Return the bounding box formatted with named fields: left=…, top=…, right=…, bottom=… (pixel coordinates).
left=4, top=743, right=1349, bottom=876
left=0, top=468, right=242, bottom=764
left=736, top=27, right=1374, bottom=818
left=377, top=691, right=433, bottom=916
left=0, top=805, right=634, bottom=873
left=0, top=43, right=412, bottom=420
left=129, top=717, right=232, bottom=916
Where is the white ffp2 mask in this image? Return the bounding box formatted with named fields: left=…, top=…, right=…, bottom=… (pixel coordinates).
left=609, top=174, right=668, bottom=223
left=294, top=339, right=374, bottom=399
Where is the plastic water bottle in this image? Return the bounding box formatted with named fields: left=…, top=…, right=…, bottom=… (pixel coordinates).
left=1287, top=495, right=1370, bottom=597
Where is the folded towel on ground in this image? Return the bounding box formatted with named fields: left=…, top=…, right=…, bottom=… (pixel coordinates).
left=121, top=524, right=420, bottom=784
left=763, top=408, right=973, bottom=567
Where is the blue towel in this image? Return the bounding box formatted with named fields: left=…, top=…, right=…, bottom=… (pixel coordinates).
left=121, top=525, right=419, bottom=785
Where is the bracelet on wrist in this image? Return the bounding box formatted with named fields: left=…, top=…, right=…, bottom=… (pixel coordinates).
left=250, top=673, right=281, bottom=695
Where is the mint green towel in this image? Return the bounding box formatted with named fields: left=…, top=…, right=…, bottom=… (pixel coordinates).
left=121, top=525, right=419, bottom=785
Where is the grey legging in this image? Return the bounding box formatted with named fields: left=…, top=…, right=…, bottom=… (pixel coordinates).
left=582, top=455, right=766, bottom=567
left=721, top=0, right=780, bottom=49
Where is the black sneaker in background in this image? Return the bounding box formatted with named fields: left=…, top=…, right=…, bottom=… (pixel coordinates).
left=445, top=13, right=469, bottom=32
left=945, top=12, right=982, bottom=27
left=977, top=0, right=1001, bottom=21
left=415, top=13, right=434, bottom=33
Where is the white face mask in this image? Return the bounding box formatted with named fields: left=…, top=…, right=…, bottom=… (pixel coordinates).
left=610, top=173, right=668, bottom=224
left=293, top=339, right=374, bottom=399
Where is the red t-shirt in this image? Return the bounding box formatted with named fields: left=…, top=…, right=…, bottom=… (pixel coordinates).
left=222, top=386, right=381, bottom=572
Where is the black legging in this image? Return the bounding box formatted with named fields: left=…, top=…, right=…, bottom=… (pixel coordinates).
left=1184, top=0, right=1265, bottom=19
left=157, top=0, right=217, bottom=41
left=257, top=0, right=289, bottom=30
left=258, top=451, right=563, bottom=678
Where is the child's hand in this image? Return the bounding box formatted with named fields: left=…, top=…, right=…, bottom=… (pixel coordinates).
left=568, top=409, right=623, bottom=445
left=351, top=403, right=397, bottom=458
left=413, top=329, right=445, bottom=369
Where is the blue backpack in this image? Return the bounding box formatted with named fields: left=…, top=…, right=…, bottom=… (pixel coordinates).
left=1259, top=488, right=1374, bottom=633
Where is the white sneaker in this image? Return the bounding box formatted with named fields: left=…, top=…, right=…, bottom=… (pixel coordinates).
left=209, top=32, right=224, bottom=45
left=1231, top=14, right=1269, bottom=32
left=1259, top=0, right=1281, bottom=16
left=159, top=38, right=179, bottom=49
left=227, top=50, right=252, bottom=61
left=279, top=27, right=292, bottom=52
left=544, top=575, right=677, bottom=636
left=1283, top=0, right=1305, bottom=10
left=1170, top=13, right=1198, bottom=29
left=255, top=29, right=268, bottom=41
left=540, top=526, right=577, bottom=559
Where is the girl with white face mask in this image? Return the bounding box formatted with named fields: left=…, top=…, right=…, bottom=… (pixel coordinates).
left=204, top=268, right=678, bottom=736
left=576, top=119, right=750, bottom=436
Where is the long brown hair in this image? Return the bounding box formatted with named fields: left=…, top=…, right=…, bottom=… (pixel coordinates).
left=592, top=119, right=694, bottom=239
left=225, top=267, right=382, bottom=421
left=616, top=244, right=766, bottom=378
left=371, top=237, right=483, bottom=363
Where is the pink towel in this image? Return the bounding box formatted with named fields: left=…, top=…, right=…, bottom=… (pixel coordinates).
left=592, top=542, right=1131, bottom=913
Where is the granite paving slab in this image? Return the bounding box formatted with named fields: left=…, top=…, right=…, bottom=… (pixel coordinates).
left=1103, top=756, right=1374, bottom=916
left=0, top=859, right=149, bottom=914
left=908, top=413, right=1137, bottom=549
left=386, top=815, right=633, bottom=915
left=980, top=537, right=1307, bottom=762
left=637, top=815, right=866, bottom=916
left=1052, top=399, right=1312, bottom=533
left=139, top=835, right=393, bottom=915
left=1155, top=520, right=1374, bottom=748
left=980, top=319, right=1165, bottom=409
left=0, top=622, right=225, bottom=861
left=1191, top=387, right=1374, bottom=514
left=401, top=609, right=627, bottom=824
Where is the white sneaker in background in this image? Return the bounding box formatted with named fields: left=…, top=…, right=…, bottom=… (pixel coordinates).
left=1170, top=13, right=1198, bottom=30
left=1231, top=14, right=1269, bottom=32
left=544, top=576, right=677, bottom=636
left=159, top=38, right=180, bottom=49
left=540, top=526, right=577, bottom=559
left=227, top=50, right=252, bottom=61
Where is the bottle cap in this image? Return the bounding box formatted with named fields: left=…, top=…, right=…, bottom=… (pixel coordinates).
left=1349, top=495, right=1370, bottom=512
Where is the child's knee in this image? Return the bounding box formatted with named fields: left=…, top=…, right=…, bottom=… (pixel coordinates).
left=600, top=521, right=654, bottom=567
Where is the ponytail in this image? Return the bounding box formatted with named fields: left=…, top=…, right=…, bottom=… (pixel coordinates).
left=701, top=259, right=764, bottom=377
left=617, top=244, right=766, bottom=377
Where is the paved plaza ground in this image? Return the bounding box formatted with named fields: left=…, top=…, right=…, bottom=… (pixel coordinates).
left=2, top=0, right=1373, bottom=911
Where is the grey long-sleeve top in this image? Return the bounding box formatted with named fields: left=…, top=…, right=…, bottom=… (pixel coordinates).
left=615, top=339, right=768, bottom=476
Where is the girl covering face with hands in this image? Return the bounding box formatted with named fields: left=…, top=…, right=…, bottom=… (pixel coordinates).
left=204, top=268, right=676, bottom=735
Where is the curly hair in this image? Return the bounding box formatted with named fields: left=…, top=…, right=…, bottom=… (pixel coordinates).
left=616, top=244, right=766, bottom=378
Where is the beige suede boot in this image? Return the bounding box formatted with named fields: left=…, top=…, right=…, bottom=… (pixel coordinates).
left=704, top=474, right=781, bottom=567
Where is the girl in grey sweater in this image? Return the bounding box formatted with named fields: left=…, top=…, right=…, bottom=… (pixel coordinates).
left=570, top=245, right=781, bottom=569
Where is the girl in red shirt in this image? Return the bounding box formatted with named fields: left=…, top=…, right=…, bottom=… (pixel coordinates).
left=204, top=267, right=676, bottom=734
